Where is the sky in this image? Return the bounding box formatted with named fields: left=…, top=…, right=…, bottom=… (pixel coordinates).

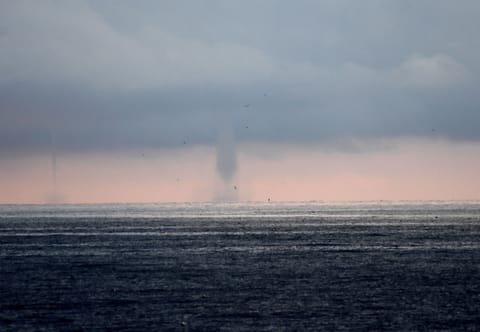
left=1, top=0, right=480, bottom=203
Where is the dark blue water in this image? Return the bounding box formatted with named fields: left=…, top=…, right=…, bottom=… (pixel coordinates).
left=1, top=202, right=480, bottom=331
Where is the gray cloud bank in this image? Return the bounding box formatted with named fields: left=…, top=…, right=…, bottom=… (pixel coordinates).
left=1, top=0, right=480, bottom=154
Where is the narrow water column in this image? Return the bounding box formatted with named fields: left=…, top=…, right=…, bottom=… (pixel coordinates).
left=215, top=111, right=238, bottom=202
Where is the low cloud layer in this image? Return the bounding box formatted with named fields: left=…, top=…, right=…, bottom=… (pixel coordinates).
left=1, top=0, right=480, bottom=154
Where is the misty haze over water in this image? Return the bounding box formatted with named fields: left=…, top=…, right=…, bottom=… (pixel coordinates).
left=1, top=201, right=479, bottom=331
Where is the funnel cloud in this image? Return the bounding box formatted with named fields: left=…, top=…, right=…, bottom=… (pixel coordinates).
left=215, top=113, right=238, bottom=201
left=216, top=119, right=237, bottom=182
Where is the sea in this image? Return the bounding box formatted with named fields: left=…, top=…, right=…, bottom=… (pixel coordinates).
left=1, top=201, right=479, bottom=331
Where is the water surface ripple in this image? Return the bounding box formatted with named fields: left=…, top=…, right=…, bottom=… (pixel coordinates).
left=1, top=202, right=479, bottom=331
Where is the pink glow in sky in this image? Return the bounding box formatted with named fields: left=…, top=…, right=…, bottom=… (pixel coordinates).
left=1, top=139, right=479, bottom=204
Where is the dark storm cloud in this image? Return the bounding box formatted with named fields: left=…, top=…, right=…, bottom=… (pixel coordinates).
left=1, top=0, right=480, bottom=154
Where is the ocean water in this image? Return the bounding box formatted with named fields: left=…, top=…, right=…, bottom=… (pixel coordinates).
left=1, top=201, right=479, bottom=331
